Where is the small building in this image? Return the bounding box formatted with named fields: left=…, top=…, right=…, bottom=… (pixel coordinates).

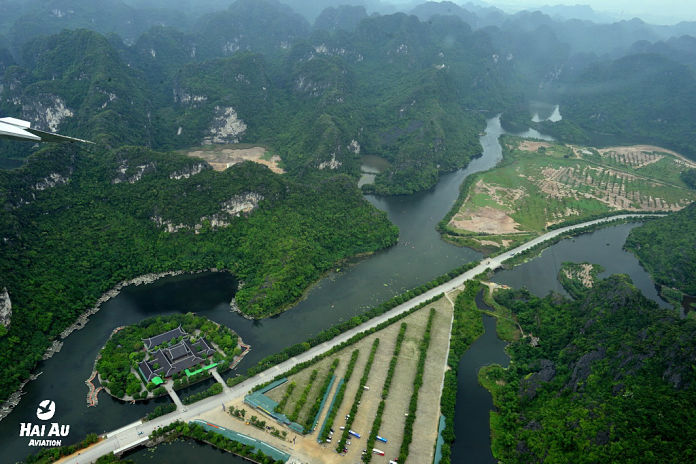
left=138, top=326, right=218, bottom=383
left=142, top=325, right=187, bottom=351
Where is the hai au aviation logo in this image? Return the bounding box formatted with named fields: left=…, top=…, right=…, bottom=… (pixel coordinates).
left=19, top=399, right=70, bottom=447
left=36, top=399, right=55, bottom=420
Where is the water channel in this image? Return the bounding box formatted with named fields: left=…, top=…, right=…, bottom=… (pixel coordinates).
left=2, top=116, right=668, bottom=463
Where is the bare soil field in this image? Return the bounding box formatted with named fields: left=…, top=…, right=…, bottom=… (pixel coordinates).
left=518, top=140, right=553, bottom=152
left=599, top=145, right=696, bottom=168
left=537, top=165, right=685, bottom=211
left=205, top=296, right=454, bottom=464
left=186, top=145, right=284, bottom=173
left=445, top=138, right=696, bottom=247
left=598, top=147, right=664, bottom=169
left=450, top=206, right=524, bottom=234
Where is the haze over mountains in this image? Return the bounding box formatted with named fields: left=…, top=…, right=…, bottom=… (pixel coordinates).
left=1, top=3, right=695, bottom=463
left=2, top=0, right=696, bottom=193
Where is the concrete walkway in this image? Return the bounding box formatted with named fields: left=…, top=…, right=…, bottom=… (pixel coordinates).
left=164, top=382, right=184, bottom=411
left=211, top=369, right=230, bottom=393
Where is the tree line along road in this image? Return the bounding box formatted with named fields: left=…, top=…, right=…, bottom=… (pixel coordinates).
left=58, top=213, right=660, bottom=464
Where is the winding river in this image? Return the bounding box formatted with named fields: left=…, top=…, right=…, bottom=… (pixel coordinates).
left=1, top=117, right=668, bottom=463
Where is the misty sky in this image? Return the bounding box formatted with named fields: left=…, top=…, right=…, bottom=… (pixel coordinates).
left=477, top=0, right=696, bottom=24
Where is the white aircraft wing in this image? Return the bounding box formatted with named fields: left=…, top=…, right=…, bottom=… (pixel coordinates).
left=25, top=127, right=95, bottom=144
left=0, top=117, right=93, bottom=144
left=0, top=118, right=41, bottom=141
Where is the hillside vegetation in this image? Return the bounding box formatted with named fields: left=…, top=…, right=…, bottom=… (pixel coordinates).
left=625, top=202, right=696, bottom=297
left=482, top=275, right=696, bottom=462
left=0, top=144, right=397, bottom=401
left=1, top=5, right=521, bottom=194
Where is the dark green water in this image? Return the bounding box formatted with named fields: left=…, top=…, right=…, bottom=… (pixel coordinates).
left=451, top=291, right=509, bottom=464
left=1, top=117, right=668, bottom=463
left=125, top=439, right=249, bottom=463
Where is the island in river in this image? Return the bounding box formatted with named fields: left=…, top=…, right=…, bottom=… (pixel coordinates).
left=96, top=314, right=248, bottom=401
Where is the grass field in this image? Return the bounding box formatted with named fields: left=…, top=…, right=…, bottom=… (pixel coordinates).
left=442, top=138, right=696, bottom=253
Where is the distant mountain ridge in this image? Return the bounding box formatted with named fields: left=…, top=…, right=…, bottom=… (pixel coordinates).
left=2, top=0, right=696, bottom=181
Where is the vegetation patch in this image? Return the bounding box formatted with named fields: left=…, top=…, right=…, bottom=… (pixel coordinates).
left=397, top=308, right=436, bottom=462
left=304, top=358, right=340, bottom=430
left=625, top=202, right=696, bottom=298
left=145, top=403, right=177, bottom=421
left=23, top=433, right=101, bottom=464
left=319, top=349, right=360, bottom=442
left=558, top=262, right=605, bottom=299
left=482, top=276, right=696, bottom=462
left=96, top=313, right=243, bottom=400
left=182, top=382, right=223, bottom=405
left=441, top=137, right=696, bottom=253
left=289, top=370, right=318, bottom=423
left=274, top=381, right=295, bottom=414
left=363, top=323, right=407, bottom=463
left=336, top=338, right=380, bottom=452
left=149, top=421, right=286, bottom=464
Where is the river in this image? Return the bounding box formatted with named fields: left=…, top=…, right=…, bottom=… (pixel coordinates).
left=1, top=116, right=667, bottom=463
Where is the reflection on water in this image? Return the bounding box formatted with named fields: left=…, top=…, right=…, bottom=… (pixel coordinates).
left=358, top=154, right=391, bottom=187
left=127, top=439, right=249, bottom=463
left=492, top=222, right=669, bottom=308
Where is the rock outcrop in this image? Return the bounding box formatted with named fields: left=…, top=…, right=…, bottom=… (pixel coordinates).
left=151, top=192, right=263, bottom=233
left=169, top=163, right=209, bottom=180
left=203, top=106, right=247, bottom=144
left=0, top=287, right=11, bottom=328
left=113, top=162, right=156, bottom=184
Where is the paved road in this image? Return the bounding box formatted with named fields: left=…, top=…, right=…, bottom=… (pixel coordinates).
left=61, top=213, right=658, bottom=464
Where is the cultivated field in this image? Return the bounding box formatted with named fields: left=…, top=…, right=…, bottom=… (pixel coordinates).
left=443, top=138, right=696, bottom=252
left=200, top=296, right=454, bottom=464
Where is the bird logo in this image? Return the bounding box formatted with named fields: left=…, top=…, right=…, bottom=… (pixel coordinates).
left=36, top=400, right=55, bottom=421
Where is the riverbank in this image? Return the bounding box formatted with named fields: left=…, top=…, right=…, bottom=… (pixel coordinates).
left=0, top=268, right=227, bottom=422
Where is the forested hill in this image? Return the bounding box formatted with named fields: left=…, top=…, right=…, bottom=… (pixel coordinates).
left=4, top=1, right=696, bottom=189
left=537, top=53, right=696, bottom=157
left=0, top=144, right=397, bottom=401
left=625, top=203, right=696, bottom=298
left=2, top=29, right=153, bottom=148
left=483, top=275, right=696, bottom=462
left=1, top=5, right=521, bottom=194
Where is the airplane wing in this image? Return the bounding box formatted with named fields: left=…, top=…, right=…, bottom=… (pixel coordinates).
left=0, top=118, right=41, bottom=141
left=0, top=117, right=93, bottom=144
left=26, top=127, right=95, bottom=144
